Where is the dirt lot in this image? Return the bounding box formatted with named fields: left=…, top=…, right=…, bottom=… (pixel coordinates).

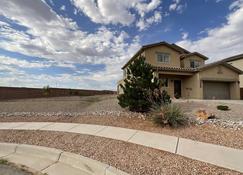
left=0, top=95, right=122, bottom=113
left=0, top=95, right=243, bottom=121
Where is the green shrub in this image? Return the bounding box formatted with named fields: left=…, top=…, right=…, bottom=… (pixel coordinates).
left=117, top=56, right=161, bottom=112
left=152, top=104, right=188, bottom=128
left=217, top=105, right=230, bottom=111
left=148, top=89, right=171, bottom=107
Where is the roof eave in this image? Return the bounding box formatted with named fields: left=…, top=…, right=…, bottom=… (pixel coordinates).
left=198, top=62, right=243, bottom=74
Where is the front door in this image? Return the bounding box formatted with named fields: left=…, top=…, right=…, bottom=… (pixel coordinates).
left=174, top=80, right=181, bottom=98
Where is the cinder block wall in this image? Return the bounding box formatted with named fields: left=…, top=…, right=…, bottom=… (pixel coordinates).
left=0, top=87, right=115, bottom=100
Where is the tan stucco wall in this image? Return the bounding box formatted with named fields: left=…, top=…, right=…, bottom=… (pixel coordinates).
left=199, top=65, right=239, bottom=81
left=181, top=55, right=205, bottom=68
left=182, top=73, right=201, bottom=99
left=180, top=65, right=240, bottom=99
left=240, top=75, right=243, bottom=88
left=199, top=65, right=240, bottom=99
left=144, top=45, right=181, bottom=68
left=228, top=59, right=243, bottom=70
left=227, top=59, right=243, bottom=88
left=117, top=79, right=125, bottom=94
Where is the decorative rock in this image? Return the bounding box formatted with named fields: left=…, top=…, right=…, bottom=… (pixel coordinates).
left=0, top=111, right=147, bottom=120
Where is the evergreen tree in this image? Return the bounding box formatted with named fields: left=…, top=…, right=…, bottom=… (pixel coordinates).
left=118, top=56, right=161, bottom=112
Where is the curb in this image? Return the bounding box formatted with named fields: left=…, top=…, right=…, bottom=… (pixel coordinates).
left=0, top=122, right=243, bottom=173
left=0, top=142, right=129, bottom=175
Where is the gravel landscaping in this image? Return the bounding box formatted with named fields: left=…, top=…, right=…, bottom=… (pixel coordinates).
left=0, top=130, right=241, bottom=175
left=174, top=99, right=243, bottom=121
left=0, top=95, right=243, bottom=149
left=0, top=115, right=243, bottom=150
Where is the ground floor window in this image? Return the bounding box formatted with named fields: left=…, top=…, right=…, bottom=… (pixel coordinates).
left=160, top=78, right=168, bottom=87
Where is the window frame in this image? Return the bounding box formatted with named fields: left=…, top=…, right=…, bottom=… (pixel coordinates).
left=190, top=60, right=201, bottom=68
left=156, top=52, right=170, bottom=63
left=160, top=78, right=169, bottom=87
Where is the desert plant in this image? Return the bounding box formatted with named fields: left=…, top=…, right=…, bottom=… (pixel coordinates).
left=0, top=159, right=8, bottom=165
left=153, top=104, right=188, bottom=128
left=43, top=85, right=50, bottom=97
left=217, top=105, right=230, bottom=111
left=117, top=56, right=161, bottom=112
left=147, top=89, right=171, bottom=107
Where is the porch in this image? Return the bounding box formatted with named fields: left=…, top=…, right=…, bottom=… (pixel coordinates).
left=156, top=72, right=194, bottom=99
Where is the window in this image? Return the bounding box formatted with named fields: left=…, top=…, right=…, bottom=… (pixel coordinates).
left=160, top=78, right=168, bottom=87
left=190, top=60, right=201, bottom=68
left=157, top=53, right=170, bottom=63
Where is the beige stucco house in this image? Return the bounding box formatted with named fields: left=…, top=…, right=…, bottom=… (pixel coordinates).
left=221, top=54, right=243, bottom=99
left=118, top=42, right=242, bottom=100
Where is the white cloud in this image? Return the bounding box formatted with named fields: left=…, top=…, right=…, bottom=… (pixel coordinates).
left=0, top=0, right=141, bottom=90
left=181, top=32, right=188, bottom=40
left=0, top=55, right=75, bottom=69
left=136, top=11, right=162, bottom=30
left=176, top=0, right=243, bottom=62
left=60, top=5, right=66, bottom=11
left=71, top=0, right=161, bottom=29
left=229, top=0, right=243, bottom=10
left=169, top=0, right=186, bottom=13
left=216, top=0, right=223, bottom=3
left=134, top=0, right=161, bottom=17
left=0, top=55, right=50, bottom=68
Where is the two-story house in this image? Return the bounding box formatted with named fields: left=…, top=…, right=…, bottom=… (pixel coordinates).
left=220, top=54, right=243, bottom=99
left=118, top=41, right=242, bottom=99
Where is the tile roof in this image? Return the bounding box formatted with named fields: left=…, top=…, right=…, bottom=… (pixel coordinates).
left=152, top=61, right=243, bottom=74
left=152, top=66, right=197, bottom=72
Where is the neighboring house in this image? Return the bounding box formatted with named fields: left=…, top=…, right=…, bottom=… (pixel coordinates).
left=220, top=54, right=243, bottom=99
left=118, top=41, right=242, bottom=100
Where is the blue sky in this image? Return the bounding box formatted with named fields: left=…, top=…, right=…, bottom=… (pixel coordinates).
left=0, top=0, right=243, bottom=90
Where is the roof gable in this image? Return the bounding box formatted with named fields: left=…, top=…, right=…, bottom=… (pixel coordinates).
left=122, top=41, right=190, bottom=69
left=180, top=52, right=208, bottom=60
left=198, top=62, right=242, bottom=74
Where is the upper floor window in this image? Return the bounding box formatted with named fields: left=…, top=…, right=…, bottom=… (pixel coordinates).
left=157, top=53, right=170, bottom=63
left=190, top=60, right=201, bottom=68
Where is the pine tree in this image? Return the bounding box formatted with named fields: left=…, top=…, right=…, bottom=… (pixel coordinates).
left=117, top=56, right=161, bottom=112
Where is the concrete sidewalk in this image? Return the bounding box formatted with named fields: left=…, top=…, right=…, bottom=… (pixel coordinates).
left=0, top=122, right=243, bottom=173
left=0, top=142, right=128, bottom=175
